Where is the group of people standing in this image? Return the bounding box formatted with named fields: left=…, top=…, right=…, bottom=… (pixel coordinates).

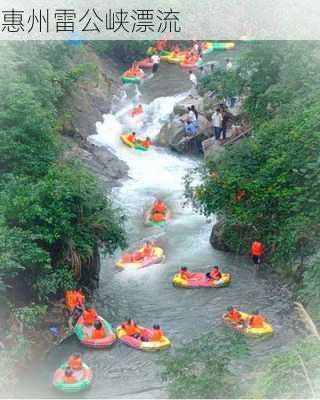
left=211, top=105, right=233, bottom=141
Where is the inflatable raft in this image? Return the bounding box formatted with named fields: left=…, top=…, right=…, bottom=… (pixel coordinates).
left=121, top=68, right=144, bottom=84
left=223, top=311, right=273, bottom=337
left=120, top=134, right=149, bottom=152
left=172, top=272, right=231, bottom=288
left=74, top=316, right=116, bottom=348
left=52, top=362, right=92, bottom=393
left=159, top=50, right=171, bottom=62
left=137, top=58, right=153, bottom=69
left=212, top=42, right=235, bottom=50
left=144, top=208, right=171, bottom=227
left=129, top=105, right=144, bottom=118
left=116, top=247, right=164, bottom=270
left=116, top=325, right=171, bottom=351
left=180, top=57, right=203, bottom=69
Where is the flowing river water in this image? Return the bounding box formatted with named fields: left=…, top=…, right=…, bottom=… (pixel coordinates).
left=17, top=62, right=303, bottom=399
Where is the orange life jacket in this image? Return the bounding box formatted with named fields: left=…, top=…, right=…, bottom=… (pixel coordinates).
left=152, top=201, right=166, bottom=214
left=64, top=375, right=77, bottom=384
left=150, top=329, right=164, bottom=342
left=68, top=356, right=82, bottom=370
left=83, top=309, right=97, bottom=326
left=227, top=309, right=242, bottom=322
left=251, top=241, right=264, bottom=256
left=210, top=270, right=222, bottom=280
left=123, top=322, right=140, bottom=336
left=152, top=212, right=166, bottom=222
left=92, top=327, right=106, bottom=339
left=141, top=244, right=154, bottom=257
left=180, top=270, right=193, bottom=280
left=127, top=134, right=136, bottom=143
left=142, top=138, right=151, bottom=148
left=249, top=314, right=264, bottom=328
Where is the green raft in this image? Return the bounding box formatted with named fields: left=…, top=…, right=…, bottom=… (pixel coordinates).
left=52, top=362, right=92, bottom=394
left=121, top=76, right=142, bottom=84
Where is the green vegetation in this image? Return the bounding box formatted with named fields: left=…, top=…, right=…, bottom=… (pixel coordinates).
left=161, top=328, right=249, bottom=398
left=89, top=40, right=154, bottom=64
left=0, top=41, right=126, bottom=391
left=251, top=337, right=320, bottom=398
left=187, top=41, right=320, bottom=285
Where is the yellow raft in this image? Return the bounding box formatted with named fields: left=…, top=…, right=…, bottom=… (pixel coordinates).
left=172, top=272, right=231, bottom=288
left=116, top=247, right=164, bottom=270
left=121, top=134, right=135, bottom=148
left=116, top=325, right=171, bottom=351
left=223, top=311, right=273, bottom=337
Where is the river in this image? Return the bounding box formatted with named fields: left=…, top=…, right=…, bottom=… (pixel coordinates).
left=16, top=61, right=303, bottom=399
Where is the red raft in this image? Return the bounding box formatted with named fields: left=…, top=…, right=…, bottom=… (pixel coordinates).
left=74, top=316, right=117, bottom=349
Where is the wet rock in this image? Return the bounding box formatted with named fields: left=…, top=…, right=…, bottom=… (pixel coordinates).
left=63, top=137, right=128, bottom=187
left=157, top=114, right=210, bottom=154
left=209, top=219, right=231, bottom=252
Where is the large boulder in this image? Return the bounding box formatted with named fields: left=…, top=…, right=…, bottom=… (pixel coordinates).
left=209, top=220, right=232, bottom=252
left=173, top=97, right=205, bottom=116
left=156, top=114, right=210, bottom=154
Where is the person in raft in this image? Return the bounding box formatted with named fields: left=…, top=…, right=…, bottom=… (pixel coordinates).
left=180, top=266, right=194, bottom=280
left=122, top=319, right=141, bottom=338
left=82, top=306, right=98, bottom=336
left=206, top=265, right=222, bottom=281
left=225, top=306, right=243, bottom=325
left=141, top=137, right=151, bottom=149
left=247, top=311, right=265, bottom=328
left=67, top=353, right=84, bottom=380
left=91, top=319, right=106, bottom=339
left=131, top=104, right=143, bottom=117
left=152, top=199, right=167, bottom=214
left=63, top=367, right=77, bottom=384
left=150, top=324, right=164, bottom=341
left=127, top=132, right=136, bottom=144
left=151, top=199, right=167, bottom=222
left=251, top=240, right=264, bottom=265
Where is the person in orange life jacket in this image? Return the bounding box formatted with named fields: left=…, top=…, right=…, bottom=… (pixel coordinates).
left=152, top=212, right=166, bottom=222
left=91, top=320, right=106, bottom=339
left=122, top=319, right=141, bottom=338
left=131, top=104, right=143, bottom=117
left=63, top=367, right=77, bottom=384
left=248, top=311, right=265, bottom=328
left=68, top=353, right=83, bottom=371
left=152, top=200, right=167, bottom=214
left=251, top=241, right=264, bottom=265
left=83, top=306, right=97, bottom=326
left=225, top=306, right=243, bottom=325
left=150, top=324, right=164, bottom=341
left=127, top=132, right=136, bottom=143
left=206, top=266, right=222, bottom=280
left=142, top=137, right=151, bottom=148
left=141, top=241, right=154, bottom=257
left=180, top=266, right=193, bottom=280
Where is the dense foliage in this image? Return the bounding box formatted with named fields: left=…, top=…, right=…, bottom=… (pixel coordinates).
left=0, top=42, right=126, bottom=303
left=186, top=42, right=320, bottom=282
left=89, top=40, right=154, bottom=65
left=161, top=328, right=249, bottom=398
left=251, top=337, right=320, bottom=398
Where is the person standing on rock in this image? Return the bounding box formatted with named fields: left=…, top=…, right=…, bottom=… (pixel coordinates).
left=151, top=52, right=160, bottom=73
left=212, top=108, right=222, bottom=140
